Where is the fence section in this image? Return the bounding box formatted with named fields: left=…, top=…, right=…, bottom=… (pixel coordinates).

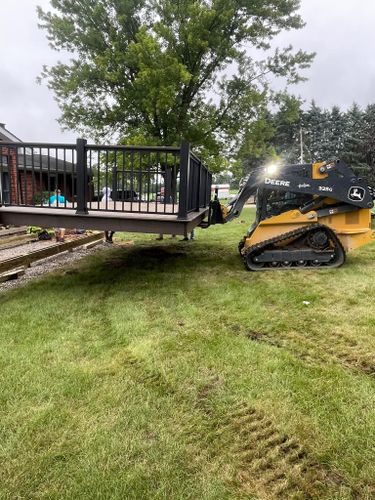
left=86, top=143, right=181, bottom=215
left=0, top=143, right=77, bottom=210
left=0, top=140, right=212, bottom=218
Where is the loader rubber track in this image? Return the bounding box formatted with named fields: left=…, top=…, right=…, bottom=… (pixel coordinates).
left=242, top=224, right=345, bottom=271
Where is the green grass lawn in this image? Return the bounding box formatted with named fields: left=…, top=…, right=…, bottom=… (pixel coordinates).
left=1, top=208, right=375, bottom=499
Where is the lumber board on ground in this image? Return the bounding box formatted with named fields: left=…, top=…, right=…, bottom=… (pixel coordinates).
left=0, top=226, right=28, bottom=238
left=0, top=267, right=25, bottom=283
left=82, top=238, right=103, bottom=250
left=0, top=232, right=103, bottom=274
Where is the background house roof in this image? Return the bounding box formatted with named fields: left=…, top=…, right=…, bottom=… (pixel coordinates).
left=0, top=123, right=22, bottom=143
left=0, top=124, right=75, bottom=174
left=17, top=154, right=75, bottom=173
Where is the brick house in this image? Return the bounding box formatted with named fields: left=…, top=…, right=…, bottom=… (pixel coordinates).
left=0, top=123, right=76, bottom=205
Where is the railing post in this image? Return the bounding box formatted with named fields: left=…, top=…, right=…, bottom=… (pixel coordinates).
left=8, top=147, right=19, bottom=206
left=203, top=169, right=208, bottom=207
left=195, top=160, right=202, bottom=211
left=165, top=167, right=172, bottom=202
left=178, top=140, right=190, bottom=219
left=76, top=138, right=88, bottom=214
left=112, top=166, right=118, bottom=201
left=207, top=172, right=212, bottom=206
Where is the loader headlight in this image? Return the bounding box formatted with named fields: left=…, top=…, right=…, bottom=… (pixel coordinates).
left=264, top=162, right=280, bottom=175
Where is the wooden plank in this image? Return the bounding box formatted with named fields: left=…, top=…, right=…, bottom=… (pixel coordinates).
left=82, top=238, right=103, bottom=250
left=0, top=226, right=27, bottom=239
left=0, top=267, right=25, bottom=283
left=0, top=233, right=34, bottom=249
left=0, top=232, right=103, bottom=274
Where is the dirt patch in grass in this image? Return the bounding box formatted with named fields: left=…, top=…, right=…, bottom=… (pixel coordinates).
left=245, top=329, right=283, bottom=348
left=99, top=246, right=187, bottom=274
left=193, top=400, right=352, bottom=498
left=136, top=247, right=187, bottom=260
left=95, top=349, right=176, bottom=396
left=196, top=375, right=224, bottom=412
left=233, top=324, right=375, bottom=376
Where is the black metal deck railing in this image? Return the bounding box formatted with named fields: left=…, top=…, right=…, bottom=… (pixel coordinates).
left=0, top=139, right=212, bottom=219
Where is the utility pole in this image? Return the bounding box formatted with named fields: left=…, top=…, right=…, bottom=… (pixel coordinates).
left=299, top=126, right=304, bottom=163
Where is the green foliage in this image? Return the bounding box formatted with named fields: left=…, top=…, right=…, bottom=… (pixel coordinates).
left=236, top=98, right=375, bottom=185
left=32, top=190, right=50, bottom=205
left=26, top=226, right=54, bottom=236
left=341, top=103, right=367, bottom=170
left=271, top=93, right=303, bottom=163
left=38, top=0, right=313, bottom=167
left=234, top=109, right=277, bottom=182
left=26, top=226, right=42, bottom=234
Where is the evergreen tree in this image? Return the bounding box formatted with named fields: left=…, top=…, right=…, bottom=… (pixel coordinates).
left=361, top=104, right=375, bottom=184
left=341, top=103, right=367, bottom=171
left=324, top=105, right=346, bottom=160
left=302, top=101, right=327, bottom=161
left=271, top=93, right=302, bottom=163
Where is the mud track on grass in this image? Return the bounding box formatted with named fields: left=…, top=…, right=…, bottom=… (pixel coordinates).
left=234, top=326, right=375, bottom=376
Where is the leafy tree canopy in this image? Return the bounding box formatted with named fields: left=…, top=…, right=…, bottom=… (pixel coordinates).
left=38, top=0, right=314, bottom=170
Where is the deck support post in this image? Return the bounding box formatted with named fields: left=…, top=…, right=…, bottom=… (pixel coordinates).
left=178, top=141, right=190, bottom=219
left=76, top=138, right=88, bottom=214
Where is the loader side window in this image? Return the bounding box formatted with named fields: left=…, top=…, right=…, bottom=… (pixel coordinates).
left=265, top=190, right=313, bottom=217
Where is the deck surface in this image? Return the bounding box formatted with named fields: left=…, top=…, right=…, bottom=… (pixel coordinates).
left=0, top=205, right=209, bottom=235
left=43, top=201, right=179, bottom=214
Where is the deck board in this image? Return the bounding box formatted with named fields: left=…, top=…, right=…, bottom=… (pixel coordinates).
left=44, top=201, right=179, bottom=214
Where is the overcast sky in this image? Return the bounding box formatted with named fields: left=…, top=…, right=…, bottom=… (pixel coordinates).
left=1, top=0, right=375, bottom=142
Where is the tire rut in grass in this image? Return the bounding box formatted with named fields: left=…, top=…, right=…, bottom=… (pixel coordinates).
left=234, top=326, right=375, bottom=376
left=117, top=349, right=175, bottom=395
left=96, top=349, right=175, bottom=395
left=194, top=398, right=350, bottom=498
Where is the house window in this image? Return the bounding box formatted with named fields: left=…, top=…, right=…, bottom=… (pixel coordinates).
left=1, top=155, right=8, bottom=167
left=1, top=172, right=10, bottom=204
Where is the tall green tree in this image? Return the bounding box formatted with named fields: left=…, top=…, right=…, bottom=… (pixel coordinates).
left=302, top=100, right=328, bottom=161
left=320, top=105, right=345, bottom=160
left=232, top=107, right=276, bottom=184
left=361, top=104, right=375, bottom=184
left=271, top=93, right=302, bottom=163
left=341, top=103, right=366, bottom=170
left=38, top=0, right=314, bottom=169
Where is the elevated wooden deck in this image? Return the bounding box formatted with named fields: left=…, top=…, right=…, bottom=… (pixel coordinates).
left=0, top=205, right=209, bottom=236
left=0, top=139, right=212, bottom=236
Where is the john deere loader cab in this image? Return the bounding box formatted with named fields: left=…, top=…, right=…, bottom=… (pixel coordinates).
left=256, top=187, right=314, bottom=220
left=208, top=160, right=374, bottom=271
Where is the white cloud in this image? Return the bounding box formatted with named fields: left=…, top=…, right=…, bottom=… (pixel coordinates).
left=0, top=0, right=75, bottom=142
left=274, top=0, right=375, bottom=109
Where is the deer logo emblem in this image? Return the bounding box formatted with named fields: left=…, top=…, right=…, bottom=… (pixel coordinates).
left=348, top=186, right=365, bottom=202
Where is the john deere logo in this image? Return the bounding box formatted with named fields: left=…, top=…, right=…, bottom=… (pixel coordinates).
left=348, top=186, right=365, bottom=202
